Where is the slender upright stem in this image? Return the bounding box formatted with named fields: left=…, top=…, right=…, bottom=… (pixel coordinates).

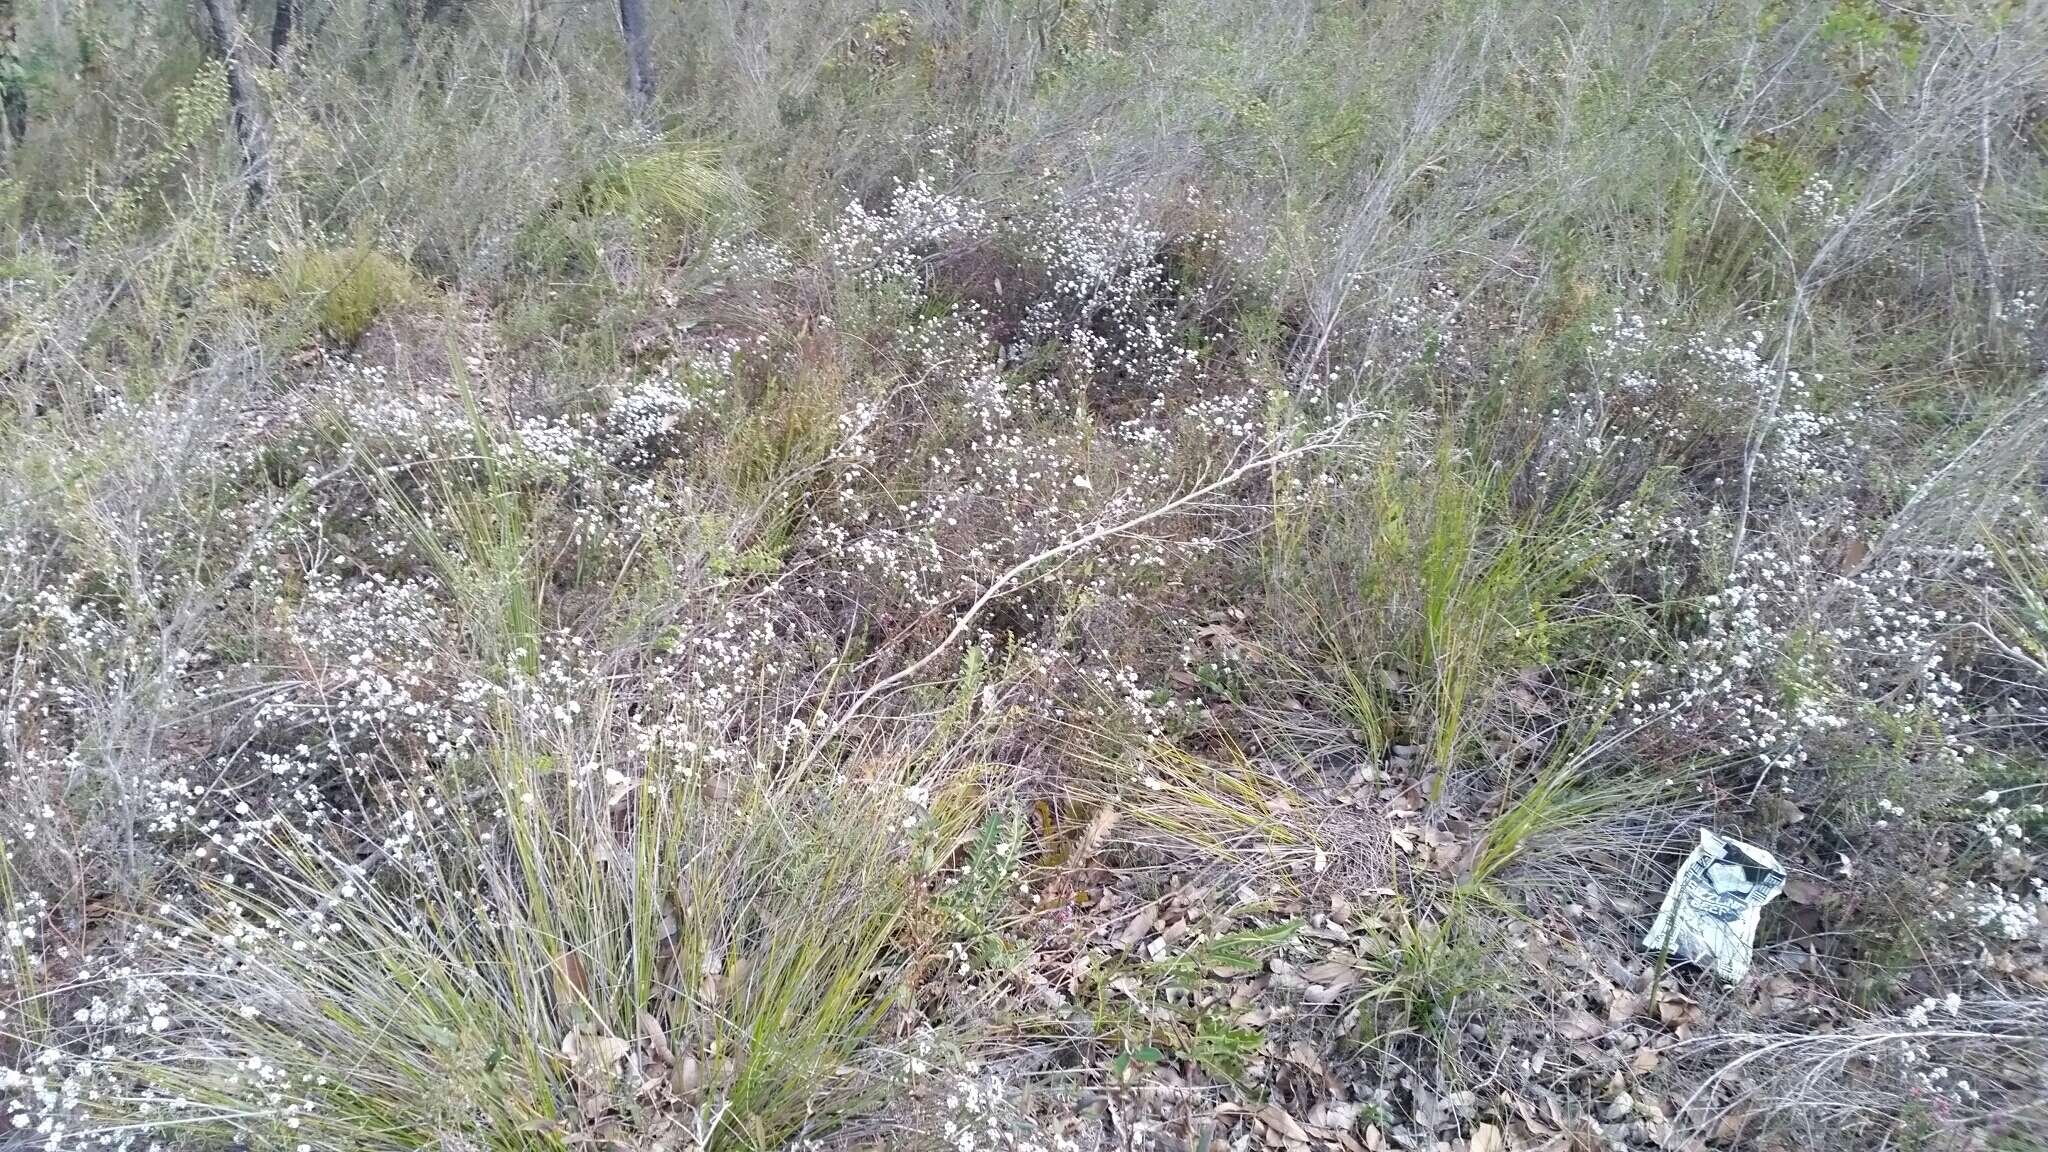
left=617, top=0, right=656, bottom=122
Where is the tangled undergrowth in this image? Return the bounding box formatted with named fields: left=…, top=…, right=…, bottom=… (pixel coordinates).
left=3, top=1, right=2048, bottom=1150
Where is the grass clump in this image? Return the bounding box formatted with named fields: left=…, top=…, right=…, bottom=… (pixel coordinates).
left=521, top=143, right=746, bottom=280
left=1277, top=422, right=1632, bottom=788
left=134, top=730, right=971, bottom=1152
left=257, top=244, right=421, bottom=346
left=568, top=145, right=747, bottom=228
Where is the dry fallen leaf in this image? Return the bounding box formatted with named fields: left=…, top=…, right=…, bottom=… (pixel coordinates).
left=1605, top=988, right=1648, bottom=1024
left=1654, top=989, right=1699, bottom=1028
left=1260, top=1102, right=1310, bottom=1144
left=560, top=1029, right=629, bottom=1069
left=555, top=950, right=589, bottom=999
left=1783, top=877, right=1825, bottom=906
left=671, top=1053, right=700, bottom=1098
left=1558, top=1008, right=1608, bottom=1041
left=1118, top=903, right=1159, bottom=953
left=638, top=1010, right=675, bottom=1065
left=1300, top=958, right=1366, bottom=1002
left=1074, top=804, right=1119, bottom=867
left=1471, top=1122, right=1506, bottom=1152
left=1307, top=1100, right=1363, bottom=1130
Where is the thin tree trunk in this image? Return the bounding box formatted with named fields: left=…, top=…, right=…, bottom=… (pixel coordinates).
left=0, top=0, right=27, bottom=148
left=1968, top=40, right=2004, bottom=359
left=399, top=0, right=424, bottom=68
left=198, top=0, right=271, bottom=204
left=269, top=0, right=298, bottom=66
left=617, top=0, right=654, bottom=122
left=512, top=0, right=539, bottom=77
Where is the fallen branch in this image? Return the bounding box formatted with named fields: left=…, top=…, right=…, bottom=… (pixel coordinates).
left=806, top=409, right=1379, bottom=757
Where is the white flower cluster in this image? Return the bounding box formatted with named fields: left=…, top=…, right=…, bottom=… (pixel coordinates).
left=1957, top=879, right=2045, bottom=942
left=1886, top=994, right=1987, bottom=1115
left=2006, top=287, right=2043, bottom=352
left=1375, top=281, right=1467, bottom=373
left=1793, top=174, right=1846, bottom=228
left=704, top=234, right=796, bottom=283
left=1903, top=991, right=1965, bottom=1028
left=601, top=368, right=725, bottom=471
left=1014, top=186, right=1203, bottom=397
left=1973, top=790, right=2046, bottom=851
left=1627, top=547, right=1980, bottom=795
left=1581, top=313, right=1864, bottom=511
left=255, top=568, right=476, bottom=775
left=796, top=182, right=1342, bottom=711
left=934, top=1070, right=1090, bottom=1152
left=826, top=176, right=992, bottom=291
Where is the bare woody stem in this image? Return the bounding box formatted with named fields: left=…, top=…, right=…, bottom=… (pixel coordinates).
left=807, top=411, right=1374, bottom=759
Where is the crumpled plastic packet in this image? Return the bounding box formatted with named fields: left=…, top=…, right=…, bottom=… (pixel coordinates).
left=1643, top=829, right=1786, bottom=982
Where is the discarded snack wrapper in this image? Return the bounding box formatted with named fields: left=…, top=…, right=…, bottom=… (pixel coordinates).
left=1643, top=829, right=1786, bottom=982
